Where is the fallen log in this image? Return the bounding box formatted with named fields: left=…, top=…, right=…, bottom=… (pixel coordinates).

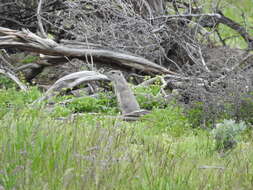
left=0, top=27, right=176, bottom=75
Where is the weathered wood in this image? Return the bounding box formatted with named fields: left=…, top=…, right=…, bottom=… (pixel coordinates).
left=0, top=27, right=176, bottom=75
left=35, top=71, right=109, bottom=103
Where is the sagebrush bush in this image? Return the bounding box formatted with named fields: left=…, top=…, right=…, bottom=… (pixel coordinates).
left=211, top=119, right=247, bottom=152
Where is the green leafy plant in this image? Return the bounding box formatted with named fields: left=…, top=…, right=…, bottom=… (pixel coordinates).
left=134, top=84, right=161, bottom=96
left=66, top=93, right=118, bottom=114
left=21, top=55, right=39, bottom=64
left=136, top=93, right=168, bottom=110
left=50, top=105, right=72, bottom=118
left=211, top=119, right=247, bottom=152
left=134, top=84, right=170, bottom=110
left=186, top=102, right=206, bottom=128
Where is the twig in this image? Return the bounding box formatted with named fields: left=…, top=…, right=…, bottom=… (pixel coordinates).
left=37, top=0, right=47, bottom=38
left=0, top=69, right=28, bottom=91
left=150, top=13, right=221, bottom=20
left=138, top=76, right=161, bottom=87
left=215, top=28, right=226, bottom=46
left=211, top=54, right=253, bottom=86
left=0, top=16, right=34, bottom=28
left=198, top=47, right=210, bottom=73
left=0, top=53, right=14, bottom=70
left=198, top=165, right=225, bottom=170
left=15, top=63, right=41, bottom=72
left=0, top=52, right=28, bottom=91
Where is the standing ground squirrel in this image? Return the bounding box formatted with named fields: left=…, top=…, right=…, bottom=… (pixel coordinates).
left=107, top=70, right=141, bottom=115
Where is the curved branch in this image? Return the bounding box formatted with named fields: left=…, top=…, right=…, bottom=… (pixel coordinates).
left=217, top=11, right=253, bottom=50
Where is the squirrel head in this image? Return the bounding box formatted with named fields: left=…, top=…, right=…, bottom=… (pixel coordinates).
left=106, top=70, right=124, bottom=81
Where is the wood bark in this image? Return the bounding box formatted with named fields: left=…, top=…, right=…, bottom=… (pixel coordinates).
left=0, top=27, right=176, bottom=75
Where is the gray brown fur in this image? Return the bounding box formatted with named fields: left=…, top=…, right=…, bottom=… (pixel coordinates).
left=107, top=70, right=140, bottom=114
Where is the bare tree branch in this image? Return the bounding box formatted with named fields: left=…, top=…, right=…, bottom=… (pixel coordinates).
left=37, top=0, right=47, bottom=38
left=150, top=13, right=221, bottom=20
left=217, top=11, right=253, bottom=50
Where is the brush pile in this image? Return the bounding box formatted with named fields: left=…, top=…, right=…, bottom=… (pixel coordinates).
left=0, top=0, right=252, bottom=124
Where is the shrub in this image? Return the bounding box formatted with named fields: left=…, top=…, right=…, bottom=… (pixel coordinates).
left=135, top=84, right=170, bottom=110
left=211, top=119, right=247, bottom=152
left=186, top=102, right=206, bottom=128
left=187, top=92, right=253, bottom=128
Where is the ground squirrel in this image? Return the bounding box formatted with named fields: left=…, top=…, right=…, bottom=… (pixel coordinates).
left=107, top=70, right=141, bottom=115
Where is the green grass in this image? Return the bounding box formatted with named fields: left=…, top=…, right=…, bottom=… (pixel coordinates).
left=0, top=88, right=253, bottom=189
